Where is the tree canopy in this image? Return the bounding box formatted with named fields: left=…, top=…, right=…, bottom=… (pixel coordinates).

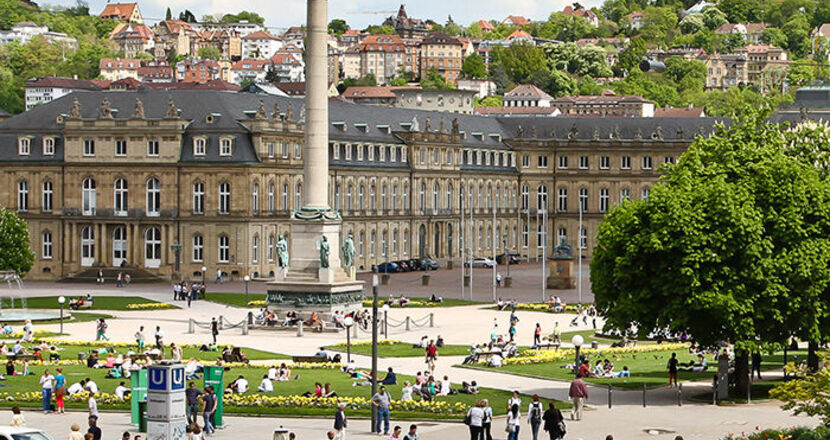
left=0, top=208, right=35, bottom=277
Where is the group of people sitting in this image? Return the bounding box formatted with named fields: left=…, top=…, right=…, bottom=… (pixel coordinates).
left=576, top=358, right=631, bottom=378
left=0, top=340, right=60, bottom=361
left=300, top=382, right=337, bottom=398
left=220, top=346, right=249, bottom=364
left=496, top=298, right=518, bottom=311
left=386, top=294, right=411, bottom=307
left=546, top=296, right=567, bottom=312
left=68, top=294, right=94, bottom=310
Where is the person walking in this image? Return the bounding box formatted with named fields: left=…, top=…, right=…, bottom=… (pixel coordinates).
left=508, top=323, right=516, bottom=342
left=372, top=386, right=392, bottom=436
left=568, top=375, right=589, bottom=421
left=201, top=386, right=216, bottom=435
left=215, top=269, right=223, bottom=284
left=187, top=288, right=193, bottom=308
left=39, top=369, right=54, bottom=414
left=154, top=326, right=163, bottom=349
left=425, top=341, right=438, bottom=374
left=96, top=270, right=104, bottom=285
left=481, top=399, right=493, bottom=440
left=333, top=402, right=347, bottom=440
left=135, top=326, right=145, bottom=351
left=87, top=416, right=101, bottom=440
left=88, top=392, right=98, bottom=418
left=185, top=382, right=201, bottom=425
left=465, top=400, right=484, bottom=440
left=667, top=353, right=679, bottom=387
left=211, top=318, right=219, bottom=345
left=533, top=324, right=542, bottom=348
left=54, top=367, right=66, bottom=414
left=528, top=394, right=544, bottom=440
left=506, top=403, right=521, bottom=440
left=542, top=401, right=566, bottom=440
left=173, top=283, right=181, bottom=301
left=751, top=351, right=762, bottom=380
left=95, top=319, right=109, bottom=342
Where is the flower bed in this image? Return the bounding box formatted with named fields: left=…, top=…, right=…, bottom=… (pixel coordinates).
left=722, top=426, right=830, bottom=440
left=496, top=303, right=580, bottom=313
left=126, top=303, right=176, bottom=310
left=331, top=339, right=400, bottom=348
left=498, top=342, right=689, bottom=366
left=5, top=329, right=52, bottom=339
left=247, top=300, right=267, bottom=307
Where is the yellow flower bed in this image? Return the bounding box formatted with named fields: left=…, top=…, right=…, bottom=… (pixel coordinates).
left=508, top=303, right=580, bottom=313
left=361, top=300, right=434, bottom=308
left=247, top=300, right=267, bottom=307
left=331, top=339, right=399, bottom=348
left=5, top=329, right=51, bottom=339
left=126, top=303, right=176, bottom=310
left=500, top=342, right=689, bottom=366
left=0, top=391, right=126, bottom=406
left=223, top=394, right=468, bottom=414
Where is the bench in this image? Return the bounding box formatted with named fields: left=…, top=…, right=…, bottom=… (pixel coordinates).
left=292, top=355, right=327, bottom=364
left=535, top=341, right=561, bottom=350
left=472, top=351, right=501, bottom=363
left=6, top=354, right=39, bottom=361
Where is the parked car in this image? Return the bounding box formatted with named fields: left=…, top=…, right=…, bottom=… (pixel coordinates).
left=0, top=427, right=54, bottom=440
left=418, top=257, right=440, bottom=270
left=376, top=262, right=400, bottom=273
left=496, top=253, right=522, bottom=265
left=465, top=257, right=496, bottom=268
left=407, top=258, right=423, bottom=271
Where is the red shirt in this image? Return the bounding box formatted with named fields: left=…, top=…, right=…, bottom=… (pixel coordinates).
left=426, top=345, right=437, bottom=357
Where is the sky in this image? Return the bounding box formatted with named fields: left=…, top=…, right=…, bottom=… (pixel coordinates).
left=72, top=0, right=603, bottom=32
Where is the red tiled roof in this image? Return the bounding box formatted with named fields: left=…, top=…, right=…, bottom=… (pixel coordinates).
left=242, top=30, right=279, bottom=40
left=342, top=86, right=419, bottom=99
left=159, top=19, right=195, bottom=34
left=503, top=15, right=530, bottom=26
left=815, top=23, right=830, bottom=37
left=149, top=80, right=240, bottom=91
left=108, top=77, right=143, bottom=89
left=270, top=53, right=301, bottom=66
left=654, top=107, right=705, bottom=117
left=25, top=77, right=102, bottom=90
left=477, top=20, right=495, bottom=31
left=552, top=94, right=652, bottom=105
left=505, top=84, right=554, bottom=101
left=273, top=82, right=306, bottom=95
left=111, top=23, right=153, bottom=40
left=137, top=65, right=173, bottom=78
left=563, top=6, right=597, bottom=19
left=232, top=59, right=271, bottom=70
left=507, top=29, right=532, bottom=40
left=422, top=32, right=462, bottom=46
left=99, top=2, right=138, bottom=20
left=99, top=58, right=141, bottom=70
left=360, top=34, right=404, bottom=52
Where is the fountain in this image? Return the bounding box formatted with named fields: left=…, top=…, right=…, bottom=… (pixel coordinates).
left=0, top=271, right=63, bottom=323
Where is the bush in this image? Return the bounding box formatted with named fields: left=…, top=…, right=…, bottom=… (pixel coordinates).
left=722, top=426, right=830, bottom=440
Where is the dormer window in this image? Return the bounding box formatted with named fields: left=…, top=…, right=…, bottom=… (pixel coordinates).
left=220, top=138, right=233, bottom=156
left=332, top=143, right=340, bottom=160
left=194, top=137, right=206, bottom=156
left=42, top=137, right=54, bottom=155
left=18, top=137, right=30, bottom=155
left=357, top=145, right=364, bottom=161
left=345, top=144, right=352, bottom=160
left=368, top=145, right=375, bottom=161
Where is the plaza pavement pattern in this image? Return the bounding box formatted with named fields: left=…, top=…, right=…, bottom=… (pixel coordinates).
left=4, top=282, right=820, bottom=440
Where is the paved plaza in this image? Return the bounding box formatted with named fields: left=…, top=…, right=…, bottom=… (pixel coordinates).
left=0, top=273, right=819, bottom=440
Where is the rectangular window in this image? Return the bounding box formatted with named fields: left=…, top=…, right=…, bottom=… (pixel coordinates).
left=194, top=138, right=206, bottom=156
left=332, top=143, right=339, bottom=160
left=537, top=155, right=548, bottom=168
left=42, top=182, right=53, bottom=212
left=642, top=156, right=653, bottom=170
left=401, top=146, right=407, bottom=163
left=664, top=156, right=675, bottom=164
left=43, top=138, right=54, bottom=155
left=83, top=139, right=95, bottom=156
left=193, top=182, right=205, bottom=214
left=368, top=145, right=375, bottom=161
left=267, top=142, right=275, bottom=158
left=220, top=139, right=232, bottom=156
left=295, top=143, right=301, bottom=159
left=358, top=145, right=364, bottom=161
left=381, top=146, right=387, bottom=162
left=115, top=139, right=127, bottom=156
left=18, top=138, right=30, bottom=155
left=218, top=236, right=229, bottom=263
left=579, top=156, right=589, bottom=169
left=147, top=139, right=159, bottom=156
left=282, top=143, right=289, bottom=159
left=522, top=155, right=530, bottom=168
left=621, top=156, right=631, bottom=169
left=558, top=156, right=568, bottom=169
left=42, top=231, right=52, bottom=259
left=600, top=156, right=609, bottom=169
left=192, top=235, right=203, bottom=262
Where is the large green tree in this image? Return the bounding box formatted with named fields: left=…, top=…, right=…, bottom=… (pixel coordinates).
left=328, top=19, right=349, bottom=37
left=198, top=47, right=221, bottom=60
left=461, top=53, right=487, bottom=79
left=591, top=111, right=830, bottom=395
left=490, top=42, right=548, bottom=85
left=0, top=208, right=35, bottom=277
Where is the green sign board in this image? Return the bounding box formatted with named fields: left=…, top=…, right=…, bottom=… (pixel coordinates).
left=203, top=366, right=224, bottom=427
left=130, top=369, right=148, bottom=425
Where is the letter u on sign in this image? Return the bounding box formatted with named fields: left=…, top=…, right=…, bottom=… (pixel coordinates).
left=148, top=368, right=167, bottom=391
left=171, top=367, right=184, bottom=390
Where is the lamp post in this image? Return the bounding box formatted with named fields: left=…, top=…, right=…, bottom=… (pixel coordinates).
left=382, top=304, right=390, bottom=337
left=201, top=266, right=207, bottom=284
left=572, top=334, right=584, bottom=377
left=371, top=274, right=379, bottom=433
left=243, top=275, right=251, bottom=305
left=343, top=316, right=354, bottom=363
left=58, top=296, right=65, bottom=334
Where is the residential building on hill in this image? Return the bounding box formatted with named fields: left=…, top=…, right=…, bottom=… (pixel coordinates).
left=359, top=34, right=405, bottom=85
left=99, top=58, right=141, bottom=81
left=476, top=20, right=495, bottom=33
left=177, top=59, right=232, bottom=83
left=0, top=22, right=77, bottom=48
left=715, top=23, right=768, bottom=44
left=0, top=90, right=720, bottom=279
left=241, top=31, right=283, bottom=59
left=551, top=91, right=655, bottom=117
left=705, top=45, right=788, bottom=92
left=231, top=59, right=271, bottom=84
left=342, top=86, right=415, bottom=105
left=342, top=45, right=361, bottom=79
left=502, top=15, right=530, bottom=27
left=626, top=11, right=645, bottom=30
left=457, top=79, right=498, bottom=99
left=383, top=5, right=429, bottom=39
left=152, top=20, right=198, bottom=59
left=138, top=60, right=174, bottom=83
left=110, top=23, right=154, bottom=58
left=812, top=24, right=830, bottom=59
left=269, top=53, right=305, bottom=83
left=99, top=3, right=142, bottom=23
left=198, top=20, right=264, bottom=38
left=562, top=6, right=598, bottom=27
left=419, top=33, right=463, bottom=85
left=24, top=77, right=101, bottom=111
left=338, top=29, right=364, bottom=51
left=503, top=84, right=554, bottom=107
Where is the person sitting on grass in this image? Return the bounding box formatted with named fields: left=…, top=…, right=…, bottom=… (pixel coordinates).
left=105, top=364, right=123, bottom=379
left=230, top=347, right=248, bottom=364
left=66, top=380, right=85, bottom=395
left=398, top=294, right=410, bottom=306
left=428, top=293, right=442, bottom=303
left=114, top=381, right=130, bottom=399
left=401, top=381, right=414, bottom=400
left=257, top=374, right=273, bottom=392
left=323, top=382, right=337, bottom=398
left=84, top=378, right=99, bottom=395
left=278, top=363, right=292, bottom=381
left=458, top=380, right=479, bottom=395
left=615, top=366, right=631, bottom=378
left=679, top=354, right=708, bottom=372
left=302, top=382, right=323, bottom=397
left=381, top=367, right=397, bottom=385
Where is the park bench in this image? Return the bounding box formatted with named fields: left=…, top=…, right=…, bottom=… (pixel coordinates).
left=6, top=354, right=39, bottom=361
left=535, top=341, right=561, bottom=350
left=292, top=355, right=327, bottom=364
left=472, top=351, right=501, bottom=363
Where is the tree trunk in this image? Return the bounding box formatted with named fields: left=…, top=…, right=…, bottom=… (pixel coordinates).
left=734, top=349, right=749, bottom=398
left=807, top=341, right=819, bottom=373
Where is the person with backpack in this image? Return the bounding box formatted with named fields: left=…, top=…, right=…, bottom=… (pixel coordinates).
left=465, top=400, right=485, bottom=440
left=528, top=394, right=544, bottom=440
left=543, top=401, right=566, bottom=440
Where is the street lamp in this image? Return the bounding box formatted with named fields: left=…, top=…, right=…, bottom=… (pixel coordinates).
left=382, top=304, right=390, bottom=337
left=572, top=334, right=584, bottom=377
left=371, top=274, right=379, bottom=433
left=243, top=275, right=251, bottom=305
left=343, top=316, right=354, bottom=363
left=57, top=296, right=65, bottom=334
left=201, top=266, right=207, bottom=284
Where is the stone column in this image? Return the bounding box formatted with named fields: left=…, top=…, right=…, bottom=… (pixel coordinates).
left=301, top=0, right=329, bottom=211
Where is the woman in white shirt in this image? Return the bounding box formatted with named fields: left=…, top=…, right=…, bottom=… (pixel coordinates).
left=39, top=370, right=54, bottom=414
left=482, top=399, right=493, bottom=440
left=439, top=376, right=451, bottom=396
left=400, top=381, right=413, bottom=401
left=257, top=375, right=273, bottom=392
left=466, top=401, right=485, bottom=439
left=507, top=390, right=521, bottom=411
left=506, top=403, right=521, bottom=440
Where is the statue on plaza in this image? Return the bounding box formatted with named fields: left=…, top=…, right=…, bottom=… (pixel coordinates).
left=342, top=233, right=356, bottom=268
left=276, top=234, right=289, bottom=268
left=317, top=235, right=330, bottom=268
left=552, top=237, right=574, bottom=260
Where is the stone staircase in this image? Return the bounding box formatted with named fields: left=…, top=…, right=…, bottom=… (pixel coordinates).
left=59, top=267, right=165, bottom=284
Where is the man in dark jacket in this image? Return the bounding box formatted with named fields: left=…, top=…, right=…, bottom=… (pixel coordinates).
left=334, top=402, right=347, bottom=439
left=543, top=401, right=565, bottom=439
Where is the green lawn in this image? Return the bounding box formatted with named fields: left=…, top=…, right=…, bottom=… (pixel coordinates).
left=560, top=329, right=657, bottom=345
left=205, top=293, right=266, bottom=308
left=326, top=342, right=472, bottom=358
left=206, top=293, right=485, bottom=310
left=0, top=362, right=555, bottom=419
left=461, top=350, right=807, bottom=390
left=6, top=296, right=172, bottom=311
left=5, top=341, right=289, bottom=362
left=363, top=298, right=486, bottom=308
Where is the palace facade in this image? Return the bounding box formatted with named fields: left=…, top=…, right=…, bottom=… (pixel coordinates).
left=0, top=90, right=720, bottom=280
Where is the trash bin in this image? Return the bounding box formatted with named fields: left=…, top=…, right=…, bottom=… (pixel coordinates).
left=273, top=428, right=290, bottom=440
left=591, top=341, right=598, bottom=349
left=138, top=401, right=147, bottom=433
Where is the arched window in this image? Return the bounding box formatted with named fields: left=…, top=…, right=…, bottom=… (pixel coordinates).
left=477, top=185, right=483, bottom=210
left=42, top=181, right=53, bottom=212
left=81, top=226, right=94, bottom=266
left=381, top=184, right=388, bottom=211
left=218, top=235, right=230, bottom=262
left=114, top=178, right=128, bottom=215
left=381, top=231, right=388, bottom=257
left=402, top=184, right=409, bottom=211
left=369, top=184, right=376, bottom=210
left=252, top=234, right=259, bottom=263
left=146, top=178, right=160, bottom=216
left=268, top=183, right=275, bottom=213
left=370, top=231, right=376, bottom=257
left=359, top=185, right=365, bottom=210
left=578, top=188, right=588, bottom=212
left=219, top=182, right=231, bottom=214
left=419, top=182, right=425, bottom=212
left=192, top=234, right=204, bottom=262
left=487, top=184, right=493, bottom=210
left=537, top=185, right=547, bottom=211
left=620, top=187, right=630, bottom=202
left=82, top=178, right=96, bottom=215
left=144, top=227, right=161, bottom=268
left=268, top=234, right=275, bottom=261
left=521, top=185, right=529, bottom=211
left=358, top=232, right=365, bottom=257
left=392, top=229, right=398, bottom=256
left=446, top=183, right=453, bottom=211
left=641, top=187, right=650, bottom=201
left=391, top=184, right=398, bottom=210
left=193, top=182, right=205, bottom=214
left=282, top=183, right=289, bottom=211
left=16, top=180, right=28, bottom=212
left=251, top=182, right=259, bottom=214
left=346, top=184, right=353, bottom=211
left=295, top=182, right=302, bottom=210
left=403, top=229, right=409, bottom=256
left=433, top=182, right=439, bottom=212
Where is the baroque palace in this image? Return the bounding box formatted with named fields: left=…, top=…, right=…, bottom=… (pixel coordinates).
left=0, top=89, right=721, bottom=280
